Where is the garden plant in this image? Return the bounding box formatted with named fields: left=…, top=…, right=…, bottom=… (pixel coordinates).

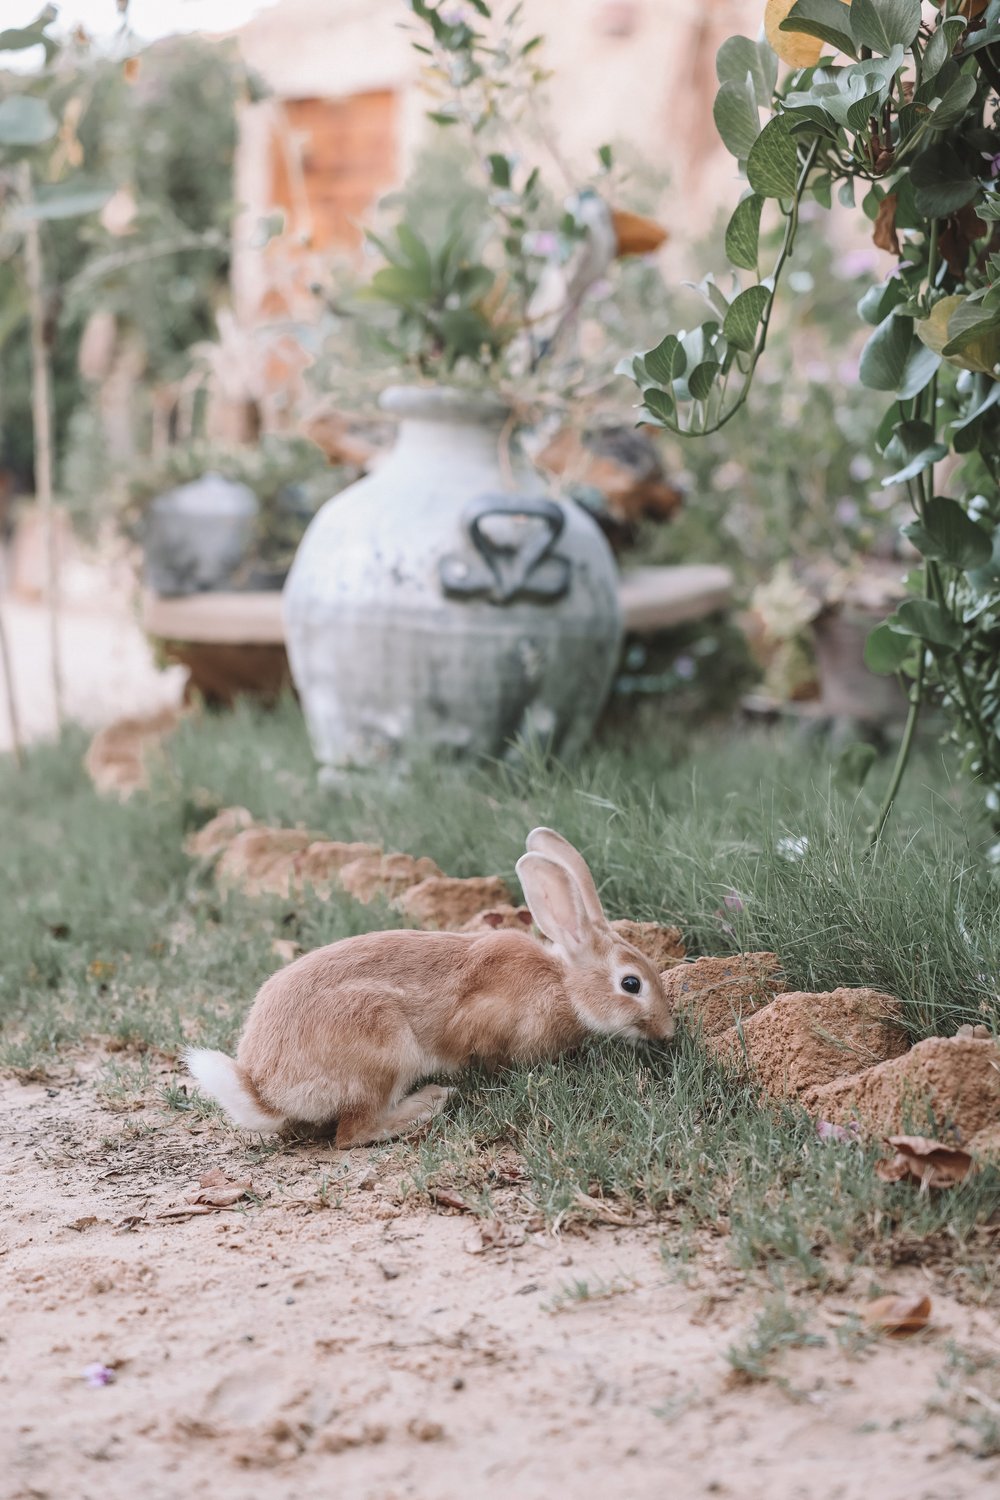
left=622, top=0, right=1000, bottom=842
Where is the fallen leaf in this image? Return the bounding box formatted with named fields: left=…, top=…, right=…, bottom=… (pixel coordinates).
left=861, top=1293, right=932, bottom=1335
left=464, top=1218, right=525, bottom=1255
left=185, top=1173, right=254, bottom=1208
left=67, top=1216, right=100, bottom=1232
left=157, top=1204, right=215, bottom=1219
left=429, top=1187, right=469, bottom=1214
left=573, top=1190, right=634, bottom=1227
left=877, top=1135, right=974, bottom=1192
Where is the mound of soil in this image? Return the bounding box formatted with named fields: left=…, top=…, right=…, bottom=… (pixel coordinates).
left=295, top=840, right=382, bottom=895
left=215, top=828, right=322, bottom=898
left=460, top=906, right=535, bottom=933
left=184, top=806, right=256, bottom=860
left=339, top=852, right=444, bottom=904
left=662, top=953, right=783, bottom=1039
left=710, top=988, right=908, bottom=1099
left=84, top=706, right=182, bottom=800
left=609, top=920, right=686, bottom=969
left=803, top=1035, right=1000, bottom=1141
left=397, top=876, right=515, bottom=930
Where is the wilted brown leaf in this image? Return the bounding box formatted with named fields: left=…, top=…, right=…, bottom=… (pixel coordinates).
left=862, top=1293, right=932, bottom=1335
left=573, top=1190, right=634, bottom=1227
left=873, top=195, right=900, bottom=257
left=429, top=1187, right=469, bottom=1214
left=464, top=1218, right=525, bottom=1255
left=184, top=1171, right=254, bottom=1208
left=877, top=1135, right=973, bottom=1192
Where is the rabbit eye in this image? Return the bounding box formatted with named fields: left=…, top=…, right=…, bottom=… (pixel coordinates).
left=620, top=974, right=642, bottom=995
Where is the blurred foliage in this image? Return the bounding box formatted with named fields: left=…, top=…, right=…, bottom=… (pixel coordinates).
left=119, top=434, right=354, bottom=580
left=0, top=30, right=241, bottom=483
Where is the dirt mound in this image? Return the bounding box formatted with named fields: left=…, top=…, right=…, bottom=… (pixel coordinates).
left=397, top=876, right=515, bottom=930
left=184, top=806, right=256, bottom=859
left=803, top=1035, right=1000, bottom=1141
left=969, top=1122, right=1000, bottom=1163
left=663, top=953, right=783, bottom=1039
left=711, top=988, right=908, bottom=1099
left=294, top=840, right=382, bottom=894
left=460, top=905, right=535, bottom=934
left=339, top=852, right=444, bottom=904
left=84, top=706, right=182, bottom=799
left=609, top=920, right=686, bottom=968
left=215, top=828, right=320, bottom=898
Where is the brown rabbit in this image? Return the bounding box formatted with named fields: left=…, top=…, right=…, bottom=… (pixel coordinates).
left=185, top=827, right=675, bottom=1146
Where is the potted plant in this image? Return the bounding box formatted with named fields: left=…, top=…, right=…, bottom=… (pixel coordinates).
left=282, top=4, right=668, bottom=776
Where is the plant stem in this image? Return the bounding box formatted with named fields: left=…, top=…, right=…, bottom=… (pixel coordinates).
left=869, top=647, right=926, bottom=847
left=19, top=163, right=63, bottom=732
left=0, top=592, right=23, bottom=769
left=678, top=139, right=820, bottom=438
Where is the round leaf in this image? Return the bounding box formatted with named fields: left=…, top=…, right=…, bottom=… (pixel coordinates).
left=725, top=194, right=764, bottom=272
left=765, top=0, right=823, bottom=67
left=746, top=116, right=799, bottom=199
left=850, top=0, right=922, bottom=54
left=722, top=286, right=770, bottom=352
left=0, top=94, right=57, bottom=148
left=713, top=79, right=761, bottom=160
left=864, top=622, right=912, bottom=674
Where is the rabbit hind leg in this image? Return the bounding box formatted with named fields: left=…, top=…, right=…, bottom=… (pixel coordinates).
left=335, top=1085, right=453, bottom=1148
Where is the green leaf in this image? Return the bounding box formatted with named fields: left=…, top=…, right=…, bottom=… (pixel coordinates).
left=782, top=0, right=857, bottom=58
left=0, top=94, right=57, bottom=149
left=15, top=182, right=114, bottom=221
left=487, top=153, right=511, bottom=188
left=367, top=265, right=428, bottom=304
left=921, top=16, right=966, bottom=82
left=746, top=116, right=799, bottom=199
left=725, top=194, right=764, bottom=271
left=687, top=361, right=722, bottom=401
left=716, top=35, right=777, bottom=110
left=880, top=421, right=948, bottom=486
left=713, top=78, right=761, bottom=160
left=643, top=333, right=686, bottom=385
left=427, top=111, right=460, bottom=126
left=722, top=285, right=770, bottom=352
left=859, top=313, right=940, bottom=399
left=857, top=277, right=907, bottom=327
left=902, top=496, right=993, bottom=570
left=891, top=598, right=962, bottom=650
left=864, top=622, right=913, bottom=674
left=850, top=0, right=921, bottom=54
left=640, top=387, right=676, bottom=424
left=597, top=143, right=613, bottom=170
left=942, top=297, right=1000, bottom=360
left=909, top=142, right=979, bottom=218
left=923, top=72, right=977, bottom=134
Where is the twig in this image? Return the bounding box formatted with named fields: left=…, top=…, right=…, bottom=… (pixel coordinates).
left=19, top=162, right=63, bottom=731
left=0, top=590, right=23, bottom=768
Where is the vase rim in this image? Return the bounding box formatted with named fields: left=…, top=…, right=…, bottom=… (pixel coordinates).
left=378, top=384, right=510, bottom=426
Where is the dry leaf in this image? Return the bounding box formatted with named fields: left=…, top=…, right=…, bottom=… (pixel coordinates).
left=873, top=194, right=900, bottom=257
left=764, top=0, right=824, bottom=68
left=877, top=1136, right=974, bottom=1192
left=464, top=1218, right=525, bottom=1255
left=429, top=1187, right=469, bottom=1214
left=862, top=1293, right=932, bottom=1335
left=185, top=1172, right=254, bottom=1208
left=573, top=1190, right=634, bottom=1226
left=157, top=1204, right=214, bottom=1219
left=67, top=1216, right=100, bottom=1232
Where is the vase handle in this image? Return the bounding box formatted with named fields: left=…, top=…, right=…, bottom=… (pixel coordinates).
left=439, top=493, right=571, bottom=604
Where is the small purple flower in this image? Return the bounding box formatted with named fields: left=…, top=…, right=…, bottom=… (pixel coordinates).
left=524, top=229, right=558, bottom=258
left=983, top=151, right=1000, bottom=179
left=723, top=890, right=745, bottom=913
left=83, top=1362, right=115, bottom=1388
left=835, top=498, right=860, bottom=527
left=673, top=654, right=696, bottom=681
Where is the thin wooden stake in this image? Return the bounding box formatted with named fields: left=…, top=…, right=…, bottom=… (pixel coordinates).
left=0, top=594, right=23, bottom=768
left=19, top=161, right=64, bottom=731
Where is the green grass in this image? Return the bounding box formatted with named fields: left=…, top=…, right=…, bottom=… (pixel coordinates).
left=1, top=699, right=998, bottom=1294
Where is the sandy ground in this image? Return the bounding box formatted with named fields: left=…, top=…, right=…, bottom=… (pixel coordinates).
left=2, top=1058, right=999, bottom=1500
left=0, top=547, right=185, bottom=755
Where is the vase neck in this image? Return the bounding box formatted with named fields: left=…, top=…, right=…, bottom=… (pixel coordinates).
left=388, top=415, right=508, bottom=470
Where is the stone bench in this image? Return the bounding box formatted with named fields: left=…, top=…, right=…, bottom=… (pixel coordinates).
left=143, top=564, right=734, bottom=702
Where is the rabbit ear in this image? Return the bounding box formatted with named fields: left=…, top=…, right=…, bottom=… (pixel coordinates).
left=516, top=852, right=588, bottom=949
left=524, top=827, right=606, bottom=925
